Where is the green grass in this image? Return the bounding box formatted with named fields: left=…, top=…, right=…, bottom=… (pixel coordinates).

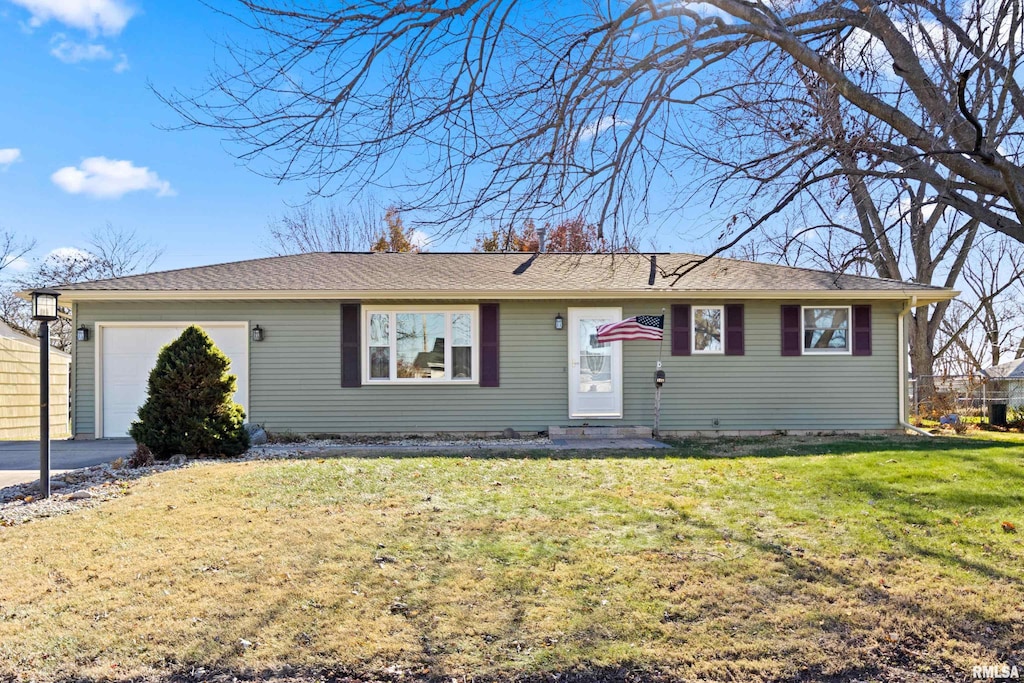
left=1, top=433, right=1023, bottom=682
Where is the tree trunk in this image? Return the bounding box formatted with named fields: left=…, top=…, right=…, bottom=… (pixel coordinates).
left=908, top=312, right=937, bottom=416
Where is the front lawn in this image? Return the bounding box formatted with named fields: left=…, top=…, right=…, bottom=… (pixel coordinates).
left=1, top=434, right=1022, bottom=682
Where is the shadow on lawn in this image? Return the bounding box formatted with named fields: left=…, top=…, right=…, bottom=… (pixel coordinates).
left=53, top=661, right=912, bottom=683
left=675, top=515, right=1021, bottom=676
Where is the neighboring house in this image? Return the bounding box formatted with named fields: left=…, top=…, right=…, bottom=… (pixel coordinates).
left=982, top=357, right=1024, bottom=406
left=0, top=320, right=71, bottom=440
left=52, top=252, right=956, bottom=438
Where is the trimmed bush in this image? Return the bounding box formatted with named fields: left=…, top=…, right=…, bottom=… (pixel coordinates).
left=129, top=325, right=249, bottom=458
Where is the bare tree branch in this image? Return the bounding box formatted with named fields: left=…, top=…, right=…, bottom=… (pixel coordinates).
left=158, top=0, right=1024, bottom=250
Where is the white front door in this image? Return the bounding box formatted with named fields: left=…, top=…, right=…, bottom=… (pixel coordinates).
left=568, top=307, right=622, bottom=419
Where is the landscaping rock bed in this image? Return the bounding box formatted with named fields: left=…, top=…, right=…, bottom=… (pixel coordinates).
left=0, top=460, right=187, bottom=526
left=245, top=434, right=553, bottom=459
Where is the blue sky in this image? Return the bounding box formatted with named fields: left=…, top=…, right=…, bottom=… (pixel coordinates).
left=0, top=0, right=715, bottom=276
left=0, top=0, right=321, bottom=273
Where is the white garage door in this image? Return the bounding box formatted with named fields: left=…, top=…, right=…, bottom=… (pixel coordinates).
left=99, top=323, right=249, bottom=438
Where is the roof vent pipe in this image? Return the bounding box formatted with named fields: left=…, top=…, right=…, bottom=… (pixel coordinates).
left=537, top=227, right=547, bottom=253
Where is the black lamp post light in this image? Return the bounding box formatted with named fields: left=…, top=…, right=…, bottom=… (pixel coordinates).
left=31, top=289, right=60, bottom=499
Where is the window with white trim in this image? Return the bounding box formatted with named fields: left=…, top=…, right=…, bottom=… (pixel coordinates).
left=802, top=306, right=850, bottom=353
left=364, top=307, right=478, bottom=382
left=692, top=305, right=724, bottom=354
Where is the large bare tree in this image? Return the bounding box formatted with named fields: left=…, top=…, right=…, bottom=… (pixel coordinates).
left=680, top=4, right=1021, bottom=388
left=164, top=0, right=1024, bottom=260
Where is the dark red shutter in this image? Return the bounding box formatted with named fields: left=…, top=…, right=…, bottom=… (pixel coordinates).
left=341, top=303, right=361, bottom=387
left=724, top=304, right=745, bottom=356
left=852, top=305, right=872, bottom=356
left=781, top=305, right=801, bottom=356
left=480, top=303, right=500, bottom=387
left=671, top=304, right=691, bottom=356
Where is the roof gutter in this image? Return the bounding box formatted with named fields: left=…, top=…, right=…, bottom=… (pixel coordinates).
left=50, top=288, right=959, bottom=306
left=898, top=296, right=932, bottom=437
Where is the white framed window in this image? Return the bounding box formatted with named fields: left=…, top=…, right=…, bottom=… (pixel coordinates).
left=363, top=306, right=478, bottom=383
left=692, top=305, right=724, bottom=354
left=802, top=306, right=851, bottom=354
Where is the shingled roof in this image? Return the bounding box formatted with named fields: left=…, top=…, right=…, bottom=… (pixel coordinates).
left=983, top=357, right=1024, bottom=379
left=54, top=252, right=955, bottom=303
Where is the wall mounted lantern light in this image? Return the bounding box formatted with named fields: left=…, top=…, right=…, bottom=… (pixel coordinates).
left=554, top=313, right=564, bottom=330
left=251, top=324, right=264, bottom=342
left=76, top=325, right=90, bottom=342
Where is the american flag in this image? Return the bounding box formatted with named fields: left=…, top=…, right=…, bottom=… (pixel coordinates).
left=596, top=315, right=664, bottom=342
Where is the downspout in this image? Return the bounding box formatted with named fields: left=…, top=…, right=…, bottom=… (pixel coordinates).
left=898, top=296, right=933, bottom=436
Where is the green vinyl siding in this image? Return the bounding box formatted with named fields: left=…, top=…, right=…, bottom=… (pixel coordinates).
left=72, top=299, right=901, bottom=436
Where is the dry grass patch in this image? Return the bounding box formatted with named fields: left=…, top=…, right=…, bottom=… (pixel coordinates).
left=1, top=434, right=1022, bottom=682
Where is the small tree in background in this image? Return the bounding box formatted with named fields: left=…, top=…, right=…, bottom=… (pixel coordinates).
left=370, top=207, right=420, bottom=252
left=129, top=326, right=249, bottom=458
left=474, top=216, right=623, bottom=252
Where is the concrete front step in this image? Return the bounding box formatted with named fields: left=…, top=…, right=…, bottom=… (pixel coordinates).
left=548, top=425, right=653, bottom=439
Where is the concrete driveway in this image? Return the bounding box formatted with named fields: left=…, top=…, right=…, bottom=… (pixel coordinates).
left=0, top=439, right=136, bottom=489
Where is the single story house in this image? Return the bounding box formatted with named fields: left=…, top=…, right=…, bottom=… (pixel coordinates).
left=52, top=252, right=956, bottom=438
left=0, top=320, right=71, bottom=440
left=982, top=357, right=1024, bottom=406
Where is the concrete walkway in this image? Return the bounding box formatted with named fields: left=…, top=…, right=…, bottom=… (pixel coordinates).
left=551, top=438, right=670, bottom=449
left=0, top=439, right=136, bottom=488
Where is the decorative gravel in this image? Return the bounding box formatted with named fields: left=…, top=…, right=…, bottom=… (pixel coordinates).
left=245, top=434, right=553, bottom=459
left=0, top=460, right=187, bottom=527
left=0, top=435, right=554, bottom=527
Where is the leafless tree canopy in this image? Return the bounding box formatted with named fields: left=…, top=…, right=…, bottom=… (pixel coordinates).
left=86, top=224, right=165, bottom=280
left=164, top=0, right=1024, bottom=254
left=265, top=203, right=425, bottom=253
left=0, top=229, right=35, bottom=281
left=265, top=202, right=382, bottom=254
left=936, top=236, right=1024, bottom=372
left=1, top=225, right=164, bottom=351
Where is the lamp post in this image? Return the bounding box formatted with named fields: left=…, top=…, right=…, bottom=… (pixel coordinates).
left=31, top=289, right=60, bottom=500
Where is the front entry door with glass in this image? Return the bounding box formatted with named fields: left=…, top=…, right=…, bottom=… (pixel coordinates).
left=567, top=307, right=623, bottom=419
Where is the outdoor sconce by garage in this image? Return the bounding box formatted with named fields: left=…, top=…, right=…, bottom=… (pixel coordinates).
left=554, top=313, right=564, bottom=330
left=76, top=325, right=90, bottom=342
left=251, top=324, right=264, bottom=342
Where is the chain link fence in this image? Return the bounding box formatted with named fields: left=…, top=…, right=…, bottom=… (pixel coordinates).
left=910, top=374, right=1024, bottom=425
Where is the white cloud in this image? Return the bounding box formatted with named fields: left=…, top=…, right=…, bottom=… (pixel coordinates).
left=410, top=229, right=431, bottom=250
left=49, top=33, right=111, bottom=62
left=45, top=246, right=94, bottom=262
left=51, top=157, right=176, bottom=199
left=0, top=148, right=22, bottom=169
left=48, top=33, right=128, bottom=71
left=578, top=115, right=633, bottom=142
left=0, top=255, right=30, bottom=272
left=8, top=0, right=134, bottom=35
left=680, top=2, right=739, bottom=23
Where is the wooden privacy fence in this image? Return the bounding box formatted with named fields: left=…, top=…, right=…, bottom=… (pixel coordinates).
left=0, top=333, right=71, bottom=441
